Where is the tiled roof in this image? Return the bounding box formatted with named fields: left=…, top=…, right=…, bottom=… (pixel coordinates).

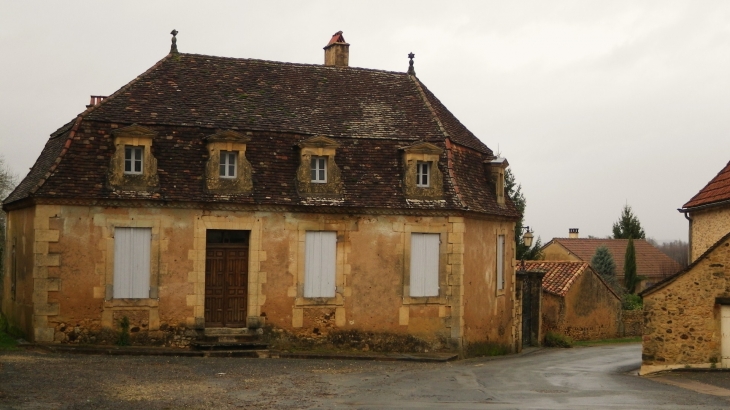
left=683, top=161, right=730, bottom=209
left=543, top=238, right=682, bottom=280
left=524, top=261, right=588, bottom=297
left=4, top=51, right=518, bottom=218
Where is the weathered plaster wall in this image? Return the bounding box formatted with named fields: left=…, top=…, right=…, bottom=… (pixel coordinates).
left=541, top=272, right=621, bottom=341
left=641, top=238, right=730, bottom=374
left=690, top=207, right=730, bottom=262
left=541, top=244, right=580, bottom=262
left=462, top=217, right=516, bottom=350
left=1, top=206, right=36, bottom=339
left=7, top=204, right=512, bottom=349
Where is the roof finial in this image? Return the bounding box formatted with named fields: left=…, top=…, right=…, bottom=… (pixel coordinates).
left=170, top=29, right=179, bottom=54
left=407, top=52, right=416, bottom=76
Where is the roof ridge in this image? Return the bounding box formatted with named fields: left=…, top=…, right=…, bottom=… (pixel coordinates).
left=176, top=52, right=411, bottom=76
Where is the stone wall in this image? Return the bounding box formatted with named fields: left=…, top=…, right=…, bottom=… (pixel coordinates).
left=621, top=310, right=642, bottom=337
left=641, top=235, right=730, bottom=374
left=690, top=207, right=730, bottom=262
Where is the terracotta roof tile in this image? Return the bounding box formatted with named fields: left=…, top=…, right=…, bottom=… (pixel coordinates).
left=543, top=238, right=682, bottom=280
left=683, top=161, right=730, bottom=209
left=523, top=261, right=587, bottom=297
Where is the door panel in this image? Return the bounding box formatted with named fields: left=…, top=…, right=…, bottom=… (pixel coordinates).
left=205, top=246, right=248, bottom=327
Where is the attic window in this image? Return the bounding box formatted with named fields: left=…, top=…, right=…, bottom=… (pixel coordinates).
left=416, top=162, right=430, bottom=187
left=311, top=156, right=328, bottom=183
left=219, top=151, right=238, bottom=178
left=124, top=146, right=144, bottom=174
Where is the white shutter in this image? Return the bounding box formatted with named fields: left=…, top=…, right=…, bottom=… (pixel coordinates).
left=113, top=227, right=151, bottom=299
left=304, top=231, right=336, bottom=298
left=497, top=235, right=505, bottom=290
left=410, top=233, right=439, bottom=297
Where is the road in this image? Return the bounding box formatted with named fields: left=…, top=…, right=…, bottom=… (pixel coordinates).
left=1, top=343, right=728, bottom=409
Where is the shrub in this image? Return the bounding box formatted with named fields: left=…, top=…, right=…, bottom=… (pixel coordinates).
left=465, top=341, right=510, bottom=358
left=544, top=331, right=573, bottom=348
left=117, top=316, right=131, bottom=346
left=622, top=294, right=643, bottom=310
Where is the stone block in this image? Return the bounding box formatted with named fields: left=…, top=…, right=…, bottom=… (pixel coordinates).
left=399, top=306, right=409, bottom=326
left=93, top=287, right=105, bottom=299
left=34, top=327, right=55, bottom=342
left=335, top=307, right=346, bottom=327
left=35, top=229, right=60, bottom=242
left=33, top=241, right=49, bottom=255
left=46, top=278, right=60, bottom=291
left=35, top=254, right=60, bottom=267
left=292, top=308, right=303, bottom=328
left=34, top=303, right=59, bottom=316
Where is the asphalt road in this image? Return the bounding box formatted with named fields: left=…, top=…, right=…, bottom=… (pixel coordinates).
left=1, top=343, right=728, bottom=409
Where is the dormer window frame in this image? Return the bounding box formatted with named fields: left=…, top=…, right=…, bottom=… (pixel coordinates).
left=124, top=146, right=144, bottom=175
left=416, top=161, right=430, bottom=187
left=219, top=150, right=238, bottom=179
left=311, top=156, right=328, bottom=183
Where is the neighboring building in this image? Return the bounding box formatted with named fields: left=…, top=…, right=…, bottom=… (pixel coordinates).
left=1, top=32, right=523, bottom=352
left=541, top=231, right=681, bottom=291
left=524, top=261, right=621, bottom=341
left=679, top=160, right=730, bottom=262
left=641, top=161, right=730, bottom=373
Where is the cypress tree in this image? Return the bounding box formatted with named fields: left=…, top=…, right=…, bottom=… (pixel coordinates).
left=624, top=238, right=640, bottom=293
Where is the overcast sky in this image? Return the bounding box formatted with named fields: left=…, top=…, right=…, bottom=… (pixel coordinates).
left=1, top=1, right=729, bottom=243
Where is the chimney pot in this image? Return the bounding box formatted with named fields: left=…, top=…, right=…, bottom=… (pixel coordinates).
left=569, top=228, right=579, bottom=238
left=324, top=31, right=349, bottom=67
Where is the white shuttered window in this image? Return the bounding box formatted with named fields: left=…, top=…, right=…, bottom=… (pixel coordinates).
left=497, top=235, right=505, bottom=290
left=113, top=227, right=152, bottom=299
left=410, top=233, right=440, bottom=297
left=304, top=231, right=336, bottom=298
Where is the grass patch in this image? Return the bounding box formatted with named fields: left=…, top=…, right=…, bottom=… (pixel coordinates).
left=573, top=336, right=642, bottom=347
left=465, top=341, right=510, bottom=358
left=544, top=331, right=573, bottom=348
left=0, top=312, right=19, bottom=350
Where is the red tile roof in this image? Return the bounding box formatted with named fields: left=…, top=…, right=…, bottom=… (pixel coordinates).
left=326, top=31, right=347, bottom=46
left=523, top=261, right=619, bottom=299
left=543, top=238, right=682, bottom=280
left=683, top=161, right=730, bottom=209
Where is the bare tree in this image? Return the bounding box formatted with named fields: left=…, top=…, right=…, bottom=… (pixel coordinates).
left=0, top=156, right=19, bottom=293
left=648, top=238, right=689, bottom=269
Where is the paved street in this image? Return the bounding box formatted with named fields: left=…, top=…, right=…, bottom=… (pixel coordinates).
left=1, top=343, right=728, bottom=409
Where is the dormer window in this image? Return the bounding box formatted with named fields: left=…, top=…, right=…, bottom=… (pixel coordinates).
left=416, top=161, right=430, bottom=187
left=124, top=146, right=144, bottom=175
left=219, top=151, right=238, bottom=178
left=311, top=156, right=327, bottom=183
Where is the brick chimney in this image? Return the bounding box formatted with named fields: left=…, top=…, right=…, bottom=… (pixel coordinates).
left=569, top=228, right=579, bottom=238
left=324, top=31, right=349, bottom=67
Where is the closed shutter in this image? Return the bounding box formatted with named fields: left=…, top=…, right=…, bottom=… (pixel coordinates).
left=113, top=227, right=151, bottom=299
left=497, top=235, right=505, bottom=290
left=304, top=231, right=336, bottom=298
left=410, top=233, right=440, bottom=297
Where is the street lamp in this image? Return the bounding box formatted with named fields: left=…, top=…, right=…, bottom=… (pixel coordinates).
left=522, top=226, right=534, bottom=248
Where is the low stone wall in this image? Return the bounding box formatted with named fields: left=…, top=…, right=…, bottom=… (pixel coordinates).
left=621, top=310, right=643, bottom=337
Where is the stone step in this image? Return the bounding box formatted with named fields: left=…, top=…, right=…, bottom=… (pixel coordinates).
left=190, top=341, right=269, bottom=351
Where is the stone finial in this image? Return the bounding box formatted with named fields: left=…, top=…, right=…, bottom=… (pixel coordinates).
left=407, top=52, right=416, bottom=76
left=170, top=29, right=179, bottom=54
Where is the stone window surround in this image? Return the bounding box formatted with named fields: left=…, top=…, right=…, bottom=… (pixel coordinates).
left=290, top=220, right=351, bottom=308
left=402, top=222, right=448, bottom=305
left=108, top=124, right=159, bottom=190
left=204, top=130, right=253, bottom=193
left=402, top=142, right=444, bottom=199
left=296, top=136, right=344, bottom=197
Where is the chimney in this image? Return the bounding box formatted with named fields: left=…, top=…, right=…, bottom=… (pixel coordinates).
left=86, top=95, right=107, bottom=108
left=324, top=31, right=349, bottom=67
left=569, top=228, right=579, bottom=238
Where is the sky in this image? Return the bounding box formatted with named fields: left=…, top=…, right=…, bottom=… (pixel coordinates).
left=1, top=1, right=729, bottom=243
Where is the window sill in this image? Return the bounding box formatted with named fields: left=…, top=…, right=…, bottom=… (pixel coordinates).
left=402, top=295, right=447, bottom=305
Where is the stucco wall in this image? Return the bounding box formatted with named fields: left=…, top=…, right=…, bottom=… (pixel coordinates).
left=641, top=237, right=730, bottom=374
left=541, top=271, right=621, bottom=341
left=5, top=204, right=513, bottom=350
left=462, top=217, right=516, bottom=350
left=690, top=207, right=730, bottom=262
left=541, top=243, right=580, bottom=262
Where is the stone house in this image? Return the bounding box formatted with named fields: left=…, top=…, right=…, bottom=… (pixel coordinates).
left=1, top=32, right=523, bottom=352
left=541, top=231, right=681, bottom=291
left=523, top=261, right=621, bottom=341
left=679, top=160, right=730, bottom=262
left=641, top=161, right=730, bottom=373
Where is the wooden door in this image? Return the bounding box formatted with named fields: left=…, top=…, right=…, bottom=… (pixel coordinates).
left=205, top=245, right=249, bottom=327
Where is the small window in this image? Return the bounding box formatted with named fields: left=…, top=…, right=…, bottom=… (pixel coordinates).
left=113, top=227, right=151, bottom=299
left=497, top=235, right=505, bottom=290
left=219, top=151, right=238, bottom=178
left=304, top=231, right=336, bottom=298
left=124, top=146, right=144, bottom=174
left=410, top=233, right=440, bottom=297
left=311, top=156, right=327, bottom=183
left=416, top=162, right=430, bottom=187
